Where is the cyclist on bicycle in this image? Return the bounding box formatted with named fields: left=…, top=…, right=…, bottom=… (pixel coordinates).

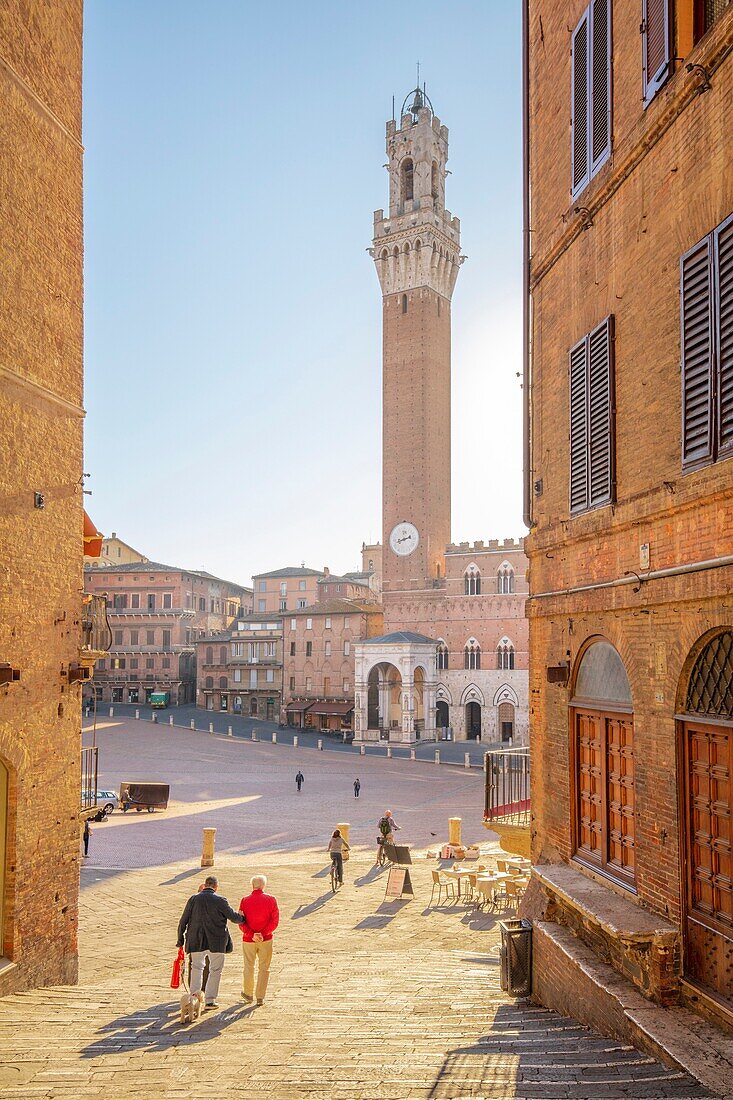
left=327, top=828, right=350, bottom=886
left=375, top=810, right=400, bottom=864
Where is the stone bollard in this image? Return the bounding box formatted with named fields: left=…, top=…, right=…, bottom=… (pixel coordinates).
left=434, top=749, right=440, bottom=764
left=336, top=822, right=350, bottom=844
left=135, top=709, right=140, bottom=720
left=200, top=827, right=216, bottom=868
left=209, top=722, right=214, bottom=734
left=293, top=735, right=299, bottom=748
left=318, top=739, right=323, bottom=751
left=190, top=719, right=195, bottom=729
left=252, top=729, right=258, bottom=742
left=169, top=715, right=174, bottom=726
left=272, top=731, right=277, bottom=744
left=410, top=749, right=416, bottom=761
left=151, top=712, right=157, bottom=723
left=386, top=746, right=392, bottom=758
left=360, top=745, right=365, bottom=756
left=109, top=707, right=114, bottom=717
left=464, top=752, right=471, bottom=768
left=449, top=817, right=462, bottom=846
left=228, top=725, right=233, bottom=737
left=85, top=707, right=89, bottom=718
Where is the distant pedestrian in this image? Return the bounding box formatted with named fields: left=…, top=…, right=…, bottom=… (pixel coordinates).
left=295, top=770, right=304, bottom=793
left=176, top=876, right=244, bottom=1010
left=239, top=874, right=280, bottom=1006
left=83, top=818, right=90, bottom=857
left=353, top=779, right=361, bottom=798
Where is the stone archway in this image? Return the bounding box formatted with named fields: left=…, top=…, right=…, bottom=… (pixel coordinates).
left=466, top=701, right=482, bottom=739
left=436, top=700, right=449, bottom=728
left=367, top=662, right=403, bottom=736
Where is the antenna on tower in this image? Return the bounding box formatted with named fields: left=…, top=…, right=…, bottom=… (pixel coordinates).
left=391, top=95, right=395, bottom=122
left=416, top=60, right=420, bottom=88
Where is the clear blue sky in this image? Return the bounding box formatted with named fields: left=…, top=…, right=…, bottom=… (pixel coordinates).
left=83, top=1, right=523, bottom=586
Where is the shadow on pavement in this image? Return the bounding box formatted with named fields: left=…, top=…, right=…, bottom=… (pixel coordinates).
left=353, top=865, right=385, bottom=887
left=291, top=892, right=334, bottom=919
left=158, top=867, right=203, bottom=887
left=80, top=1001, right=254, bottom=1058
left=353, top=898, right=412, bottom=929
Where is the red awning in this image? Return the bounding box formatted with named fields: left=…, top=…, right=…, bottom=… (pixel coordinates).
left=307, top=701, right=354, bottom=717
left=83, top=510, right=104, bottom=558
left=286, top=701, right=313, bottom=714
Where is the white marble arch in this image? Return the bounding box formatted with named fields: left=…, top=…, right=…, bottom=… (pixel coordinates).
left=493, top=683, right=519, bottom=708
left=460, top=682, right=485, bottom=707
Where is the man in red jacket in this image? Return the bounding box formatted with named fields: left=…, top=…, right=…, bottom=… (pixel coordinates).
left=239, top=873, right=280, bottom=1006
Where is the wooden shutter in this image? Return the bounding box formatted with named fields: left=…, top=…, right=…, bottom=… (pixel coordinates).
left=642, top=0, right=672, bottom=105
left=569, top=337, right=589, bottom=511
left=714, top=213, right=733, bottom=458
left=588, top=316, right=614, bottom=506
left=590, top=0, right=612, bottom=174
left=681, top=237, right=714, bottom=468
left=571, top=11, right=590, bottom=198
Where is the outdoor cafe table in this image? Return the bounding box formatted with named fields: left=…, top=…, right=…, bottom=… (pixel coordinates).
left=442, top=867, right=475, bottom=897
left=475, top=872, right=511, bottom=910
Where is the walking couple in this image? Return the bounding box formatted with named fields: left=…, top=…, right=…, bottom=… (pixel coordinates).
left=177, top=873, right=279, bottom=1008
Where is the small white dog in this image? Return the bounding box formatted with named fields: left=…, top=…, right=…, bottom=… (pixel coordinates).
left=179, top=989, right=204, bottom=1024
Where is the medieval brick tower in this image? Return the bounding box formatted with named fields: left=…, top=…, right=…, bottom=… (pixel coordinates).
left=372, top=87, right=463, bottom=602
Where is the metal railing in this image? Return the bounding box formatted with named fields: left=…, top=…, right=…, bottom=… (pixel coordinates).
left=80, top=745, right=99, bottom=813
left=484, top=747, right=530, bottom=825
left=81, top=594, right=112, bottom=656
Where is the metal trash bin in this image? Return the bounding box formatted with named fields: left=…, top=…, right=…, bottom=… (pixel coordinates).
left=499, top=918, right=532, bottom=996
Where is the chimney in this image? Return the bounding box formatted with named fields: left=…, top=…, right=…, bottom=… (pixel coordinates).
left=111, top=531, right=117, bottom=539
left=323, top=567, right=329, bottom=576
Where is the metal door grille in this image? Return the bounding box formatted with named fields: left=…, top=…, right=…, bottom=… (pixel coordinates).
left=686, top=631, right=733, bottom=718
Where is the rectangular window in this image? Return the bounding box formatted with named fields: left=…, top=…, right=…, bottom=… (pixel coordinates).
left=146, top=630, right=155, bottom=645
left=642, top=0, right=672, bottom=105
left=111, top=658, right=126, bottom=670
left=258, top=599, right=266, bottom=612
left=259, top=580, right=266, bottom=592
left=299, top=580, right=306, bottom=591
left=163, top=593, right=172, bottom=609
left=279, top=599, right=287, bottom=611
left=232, top=642, right=244, bottom=657
left=343, top=640, right=350, bottom=656
left=324, top=676, right=331, bottom=695
left=265, top=642, right=276, bottom=658
left=569, top=315, right=615, bottom=513
left=291, top=618, right=297, bottom=630
left=114, top=630, right=123, bottom=645
left=280, top=582, right=287, bottom=596
left=147, top=594, right=156, bottom=610
left=130, top=658, right=138, bottom=670
left=113, top=594, right=128, bottom=609
left=305, top=676, right=312, bottom=691
left=162, top=657, right=170, bottom=669
left=325, top=617, right=331, bottom=629
left=343, top=679, right=350, bottom=692
left=266, top=669, right=274, bottom=683
left=343, top=616, right=350, bottom=629
left=163, top=629, right=171, bottom=647
left=130, top=629, right=139, bottom=645
left=131, top=593, right=140, bottom=609
left=571, top=0, right=611, bottom=199
left=290, top=642, right=296, bottom=656
left=199, top=597, right=206, bottom=611
left=306, top=618, right=313, bottom=630
left=290, top=676, right=295, bottom=690
left=234, top=668, right=242, bottom=682
left=325, top=641, right=331, bottom=657
left=97, top=660, right=106, bottom=670
left=250, top=669, right=257, bottom=688
left=297, top=599, right=307, bottom=609
left=210, top=599, right=215, bottom=613
left=681, top=213, right=733, bottom=470
left=306, top=641, right=313, bottom=657
left=146, top=658, right=154, bottom=669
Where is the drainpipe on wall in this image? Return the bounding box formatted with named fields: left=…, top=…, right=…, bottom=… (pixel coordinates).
left=522, top=0, right=533, bottom=531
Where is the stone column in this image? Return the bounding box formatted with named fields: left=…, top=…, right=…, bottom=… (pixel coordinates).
left=201, top=827, right=216, bottom=867
left=401, top=680, right=414, bottom=743
left=448, top=817, right=462, bottom=846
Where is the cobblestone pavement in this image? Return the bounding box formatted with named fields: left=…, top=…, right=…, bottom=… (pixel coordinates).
left=0, top=722, right=711, bottom=1099
left=85, top=702, right=495, bottom=764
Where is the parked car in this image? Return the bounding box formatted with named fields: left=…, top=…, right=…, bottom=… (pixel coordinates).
left=97, top=789, right=119, bottom=814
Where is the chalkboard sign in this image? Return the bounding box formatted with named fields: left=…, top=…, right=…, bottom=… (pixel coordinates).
left=384, top=843, right=412, bottom=865
left=385, top=866, right=414, bottom=900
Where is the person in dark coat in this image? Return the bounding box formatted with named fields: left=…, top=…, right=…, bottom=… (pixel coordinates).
left=177, top=876, right=243, bottom=1008
left=353, top=779, right=361, bottom=798
left=295, top=770, right=304, bottom=793
left=83, top=818, right=90, bottom=857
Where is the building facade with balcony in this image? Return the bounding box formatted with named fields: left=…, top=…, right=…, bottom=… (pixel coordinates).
left=523, top=0, right=733, bottom=1040
left=84, top=562, right=250, bottom=705
left=196, top=615, right=283, bottom=720
left=283, top=599, right=384, bottom=731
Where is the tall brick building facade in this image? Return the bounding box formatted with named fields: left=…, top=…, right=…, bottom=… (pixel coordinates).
left=0, top=2, right=85, bottom=994
left=523, top=0, right=733, bottom=1034
left=355, top=88, right=528, bottom=743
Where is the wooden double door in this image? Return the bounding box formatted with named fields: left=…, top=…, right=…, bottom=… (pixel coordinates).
left=681, top=720, right=733, bottom=1008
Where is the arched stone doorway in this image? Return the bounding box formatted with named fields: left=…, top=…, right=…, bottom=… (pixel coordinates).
left=436, top=700, right=449, bottom=728
left=250, top=697, right=258, bottom=717
left=367, top=663, right=403, bottom=737
left=499, top=701, right=515, bottom=742
left=466, top=701, right=482, bottom=739
left=678, top=630, right=733, bottom=1011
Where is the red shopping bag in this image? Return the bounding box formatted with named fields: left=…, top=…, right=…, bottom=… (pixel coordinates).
left=170, top=946, right=185, bottom=989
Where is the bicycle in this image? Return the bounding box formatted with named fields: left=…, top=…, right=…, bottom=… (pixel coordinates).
left=376, top=836, right=389, bottom=866
left=330, top=854, right=341, bottom=892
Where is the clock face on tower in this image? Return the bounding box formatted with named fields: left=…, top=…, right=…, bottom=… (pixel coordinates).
left=389, top=522, right=419, bottom=557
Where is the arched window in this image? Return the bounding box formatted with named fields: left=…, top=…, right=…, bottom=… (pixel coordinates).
left=220, top=646, right=227, bottom=665
left=431, top=160, right=439, bottom=201
left=205, top=676, right=214, bottom=689
left=496, top=638, right=515, bottom=670
left=206, top=646, right=213, bottom=665
left=571, top=639, right=635, bottom=888
left=380, top=248, right=388, bottom=260
left=497, top=564, right=515, bottom=594
left=368, top=559, right=374, bottom=570
left=464, top=564, right=481, bottom=595
left=464, top=639, right=481, bottom=670
left=219, top=676, right=227, bottom=690
left=436, top=641, right=449, bottom=671
left=402, top=293, right=408, bottom=314
left=401, top=157, right=414, bottom=202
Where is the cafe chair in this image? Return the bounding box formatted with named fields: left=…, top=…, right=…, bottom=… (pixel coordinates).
left=430, top=869, right=457, bottom=906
